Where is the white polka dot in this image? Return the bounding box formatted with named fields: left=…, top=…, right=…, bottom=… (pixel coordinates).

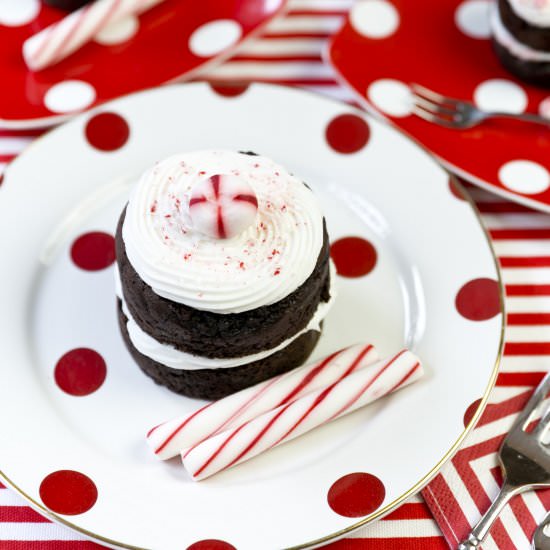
left=367, top=79, right=412, bottom=117
left=539, top=97, right=550, bottom=119
left=455, top=0, right=492, bottom=39
left=189, top=20, right=242, bottom=58
left=499, top=160, right=550, bottom=195
left=350, top=0, right=400, bottom=39
left=44, top=81, right=96, bottom=113
left=0, top=0, right=40, bottom=26
left=95, top=15, right=139, bottom=45
left=474, top=79, right=528, bottom=113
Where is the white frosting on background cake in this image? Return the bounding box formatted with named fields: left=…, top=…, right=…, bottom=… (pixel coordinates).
left=122, top=150, right=325, bottom=314
left=508, top=0, right=550, bottom=27
left=492, top=6, right=550, bottom=59
left=115, top=264, right=336, bottom=370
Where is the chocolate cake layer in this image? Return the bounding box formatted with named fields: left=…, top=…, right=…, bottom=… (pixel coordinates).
left=498, top=0, right=550, bottom=52
left=117, top=300, right=321, bottom=400
left=116, top=211, right=331, bottom=359
left=493, top=39, right=550, bottom=87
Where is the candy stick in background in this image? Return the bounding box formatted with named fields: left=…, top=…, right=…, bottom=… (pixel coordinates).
left=23, top=0, right=165, bottom=71
left=147, top=343, right=379, bottom=460
left=182, top=350, right=423, bottom=481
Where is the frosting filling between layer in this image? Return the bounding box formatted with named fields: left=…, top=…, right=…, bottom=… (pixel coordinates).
left=492, top=5, right=550, bottom=59
left=115, top=263, right=336, bottom=371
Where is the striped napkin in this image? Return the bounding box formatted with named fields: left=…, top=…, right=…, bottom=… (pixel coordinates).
left=423, top=183, right=550, bottom=550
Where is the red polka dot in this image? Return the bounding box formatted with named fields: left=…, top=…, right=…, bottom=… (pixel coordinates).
left=327, top=472, right=385, bottom=517
left=187, top=541, right=236, bottom=550
left=331, top=237, right=377, bottom=277
left=463, top=398, right=482, bottom=427
left=55, top=348, right=107, bottom=396
left=85, top=112, right=129, bottom=151
left=209, top=82, right=250, bottom=97
left=70, top=231, right=115, bottom=271
left=449, top=178, right=467, bottom=201
left=39, top=470, right=97, bottom=515
left=326, top=114, right=370, bottom=154
left=456, top=278, right=501, bottom=321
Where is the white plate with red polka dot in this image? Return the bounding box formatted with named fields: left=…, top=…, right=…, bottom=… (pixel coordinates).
left=328, top=0, right=550, bottom=213
left=0, top=0, right=286, bottom=129
left=0, top=82, right=503, bottom=550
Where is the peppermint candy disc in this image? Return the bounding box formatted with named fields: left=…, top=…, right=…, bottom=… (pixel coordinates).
left=189, top=174, right=258, bottom=239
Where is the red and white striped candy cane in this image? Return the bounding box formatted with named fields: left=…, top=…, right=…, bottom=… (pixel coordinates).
left=147, top=343, right=379, bottom=460
left=182, top=350, right=423, bottom=481
left=23, top=0, right=165, bottom=71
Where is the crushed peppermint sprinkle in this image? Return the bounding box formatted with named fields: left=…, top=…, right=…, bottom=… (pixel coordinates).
left=274, top=268, right=281, bottom=276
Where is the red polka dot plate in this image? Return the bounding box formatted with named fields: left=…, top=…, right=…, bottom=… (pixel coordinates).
left=327, top=0, right=550, bottom=213
left=0, top=0, right=287, bottom=129
left=0, top=83, right=503, bottom=549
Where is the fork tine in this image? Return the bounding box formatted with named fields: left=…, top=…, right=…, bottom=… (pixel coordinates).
left=411, top=83, right=462, bottom=107
left=411, top=106, right=459, bottom=129
left=511, top=371, right=550, bottom=433
left=411, top=95, right=457, bottom=118
left=533, top=400, right=550, bottom=438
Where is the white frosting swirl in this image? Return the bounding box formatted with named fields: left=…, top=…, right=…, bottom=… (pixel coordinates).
left=115, top=264, right=336, bottom=370
left=492, top=6, right=550, bottom=59
left=122, top=150, right=325, bottom=314
left=508, top=0, right=550, bottom=27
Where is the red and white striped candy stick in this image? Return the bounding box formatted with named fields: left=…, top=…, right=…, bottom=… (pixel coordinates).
left=182, top=350, right=423, bottom=481
left=147, top=343, right=379, bottom=460
left=23, top=0, right=164, bottom=71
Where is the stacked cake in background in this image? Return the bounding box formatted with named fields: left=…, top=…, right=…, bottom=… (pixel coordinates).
left=115, top=150, right=334, bottom=400
left=492, top=0, right=550, bottom=86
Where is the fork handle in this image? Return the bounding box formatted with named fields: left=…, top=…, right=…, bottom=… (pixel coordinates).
left=492, top=112, right=550, bottom=127
left=457, top=480, right=523, bottom=549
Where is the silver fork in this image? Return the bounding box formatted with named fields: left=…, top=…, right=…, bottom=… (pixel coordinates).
left=459, top=371, right=550, bottom=549
left=533, top=511, right=550, bottom=550
left=411, top=84, right=550, bottom=129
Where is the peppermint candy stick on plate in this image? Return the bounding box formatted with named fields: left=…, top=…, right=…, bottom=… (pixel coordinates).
left=147, top=343, right=379, bottom=460
left=23, top=0, right=165, bottom=71
left=182, top=350, right=423, bottom=481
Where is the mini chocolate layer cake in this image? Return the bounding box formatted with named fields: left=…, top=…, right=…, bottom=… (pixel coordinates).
left=116, top=150, right=335, bottom=400
left=492, top=0, right=550, bottom=86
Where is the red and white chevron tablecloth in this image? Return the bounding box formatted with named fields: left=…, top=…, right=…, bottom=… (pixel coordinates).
left=2, top=1, right=550, bottom=549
